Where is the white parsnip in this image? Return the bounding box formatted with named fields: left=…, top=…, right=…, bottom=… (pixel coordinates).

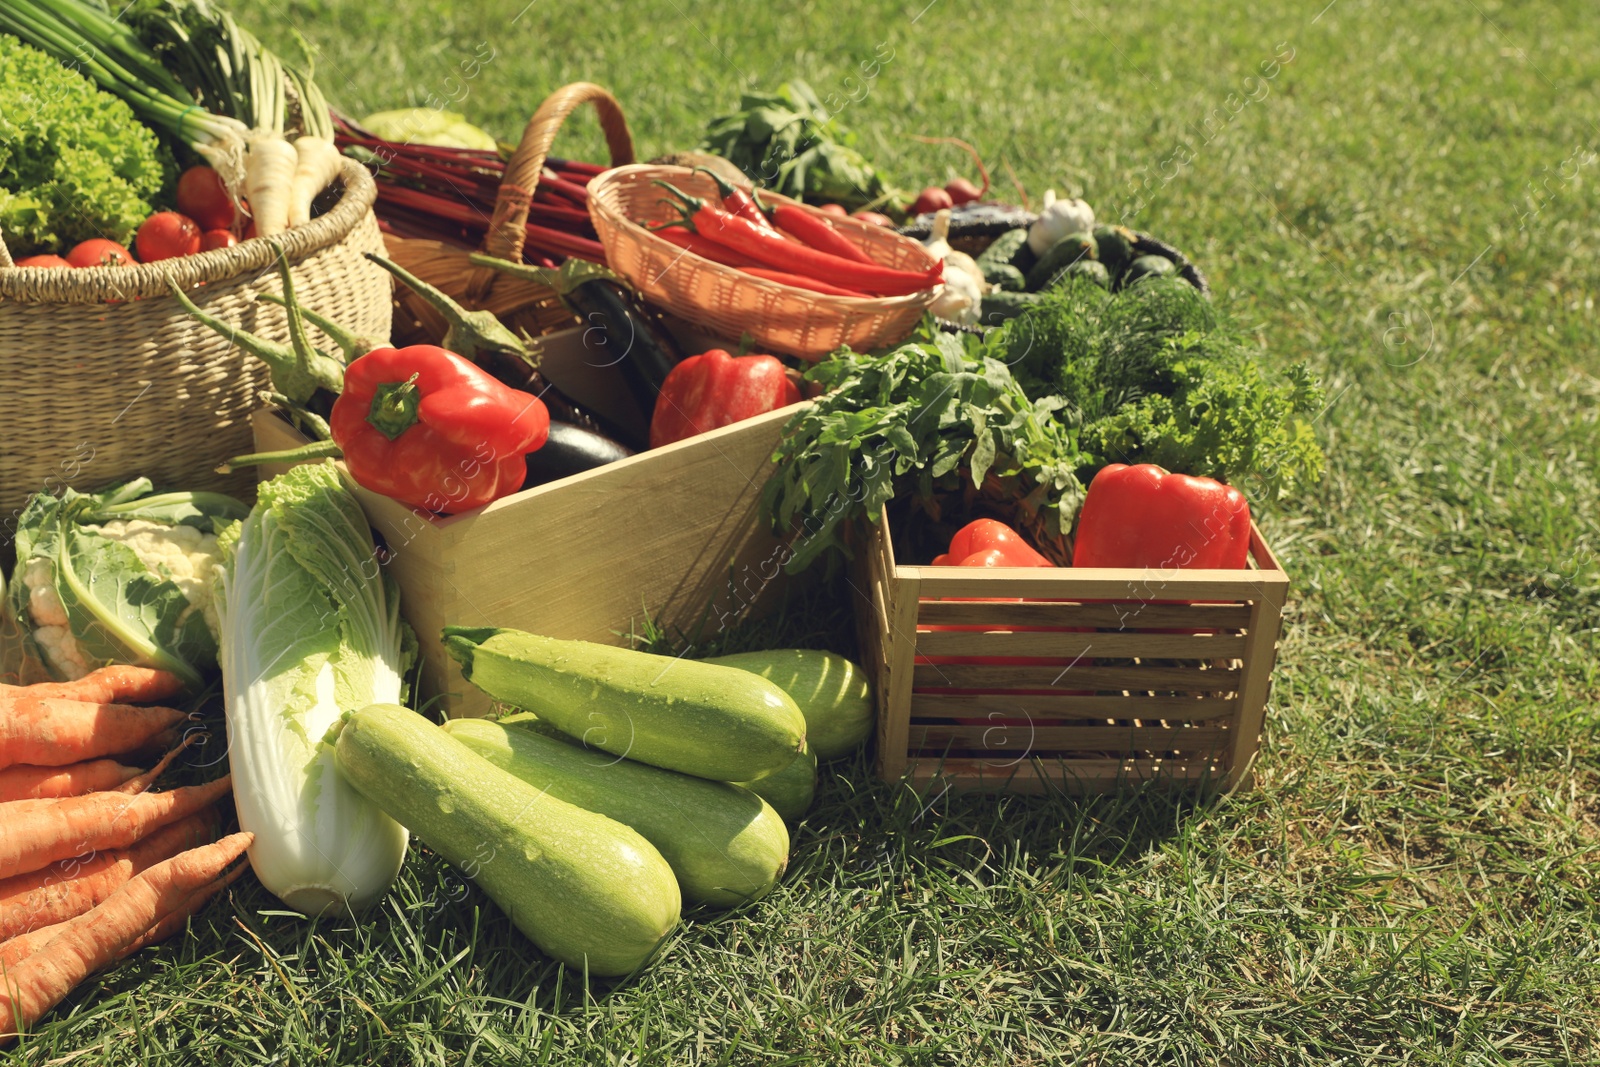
left=244, top=136, right=299, bottom=237
left=288, top=136, right=342, bottom=227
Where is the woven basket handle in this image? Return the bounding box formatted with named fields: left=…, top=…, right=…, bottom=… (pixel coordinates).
left=0, top=230, right=16, bottom=269
left=476, top=82, right=634, bottom=277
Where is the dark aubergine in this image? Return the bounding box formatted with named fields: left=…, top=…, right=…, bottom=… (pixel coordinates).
left=523, top=421, right=636, bottom=488
left=563, top=278, right=684, bottom=417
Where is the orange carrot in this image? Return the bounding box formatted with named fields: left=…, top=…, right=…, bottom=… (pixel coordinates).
left=0, top=666, right=185, bottom=707
left=0, top=761, right=142, bottom=803
left=0, top=811, right=217, bottom=941
left=0, top=823, right=235, bottom=973
left=0, top=775, right=232, bottom=881
left=112, top=735, right=199, bottom=796
left=0, top=696, right=188, bottom=770
left=0, top=831, right=252, bottom=1041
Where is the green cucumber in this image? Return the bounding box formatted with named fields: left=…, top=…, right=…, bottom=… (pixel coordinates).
left=333, top=704, right=680, bottom=976
left=1091, top=224, right=1137, bottom=278
left=443, top=627, right=807, bottom=782
left=1047, top=259, right=1111, bottom=291
left=705, top=649, right=873, bottom=760
left=974, top=228, right=1028, bottom=274
left=979, top=290, right=1043, bottom=326
left=444, top=717, right=790, bottom=907
left=982, top=263, right=1026, bottom=291
left=1121, top=254, right=1177, bottom=287
left=1025, top=231, right=1097, bottom=291
left=732, top=742, right=817, bottom=823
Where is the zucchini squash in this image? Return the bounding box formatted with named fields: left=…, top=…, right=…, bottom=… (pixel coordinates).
left=333, top=703, right=680, bottom=976
left=731, top=741, right=817, bottom=823
left=443, top=627, right=807, bottom=782
left=445, top=717, right=790, bottom=907
left=704, top=649, right=873, bottom=760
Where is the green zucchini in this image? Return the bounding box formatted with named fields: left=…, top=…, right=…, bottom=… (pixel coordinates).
left=704, top=649, right=873, bottom=760
left=444, top=717, right=790, bottom=907
left=442, top=627, right=807, bottom=782
left=732, top=741, right=817, bottom=823
left=333, top=704, right=680, bottom=976
left=1121, top=254, right=1177, bottom=288
left=1046, top=259, right=1111, bottom=291
left=1025, top=231, right=1097, bottom=291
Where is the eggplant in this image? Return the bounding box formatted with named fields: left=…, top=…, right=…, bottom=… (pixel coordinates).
left=523, top=421, right=636, bottom=488
left=563, top=278, right=684, bottom=418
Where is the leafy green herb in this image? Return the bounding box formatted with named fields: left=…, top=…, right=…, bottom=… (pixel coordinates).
left=700, top=81, right=890, bottom=210
left=763, top=329, right=1086, bottom=573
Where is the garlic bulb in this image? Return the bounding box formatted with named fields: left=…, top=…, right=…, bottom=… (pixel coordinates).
left=1026, top=189, right=1096, bottom=255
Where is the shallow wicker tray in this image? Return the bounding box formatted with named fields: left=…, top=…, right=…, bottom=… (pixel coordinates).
left=590, top=165, right=941, bottom=359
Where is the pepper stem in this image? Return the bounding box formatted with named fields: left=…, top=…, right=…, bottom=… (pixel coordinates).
left=692, top=166, right=739, bottom=201
left=367, top=373, right=422, bottom=441
left=650, top=180, right=705, bottom=218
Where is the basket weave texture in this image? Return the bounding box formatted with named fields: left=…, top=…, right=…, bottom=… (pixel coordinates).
left=588, top=166, right=941, bottom=359
left=0, top=157, right=390, bottom=521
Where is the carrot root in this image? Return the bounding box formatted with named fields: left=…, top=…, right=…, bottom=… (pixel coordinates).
left=0, top=697, right=189, bottom=771
left=115, top=734, right=202, bottom=796
left=0, top=831, right=253, bottom=1041
left=0, top=775, right=233, bottom=881
left=0, top=666, right=185, bottom=706
left=0, top=761, right=142, bottom=803
left=0, top=809, right=218, bottom=942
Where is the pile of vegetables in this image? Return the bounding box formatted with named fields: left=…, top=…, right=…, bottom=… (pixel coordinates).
left=0, top=0, right=341, bottom=264
left=330, top=629, right=873, bottom=974
left=764, top=275, right=1325, bottom=570
left=0, top=665, right=243, bottom=1042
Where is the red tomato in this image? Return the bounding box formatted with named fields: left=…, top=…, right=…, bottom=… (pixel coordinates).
left=176, top=166, right=236, bottom=230
left=945, top=177, right=983, bottom=204
left=910, top=186, right=954, bottom=215
left=200, top=229, right=238, bottom=251
left=66, top=239, right=135, bottom=268
left=817, top=203, right=848, bottom=216
left=851, top=210, right=894, bottom=227
left=243, top=217, right=257, bottom=240
left=15, top=254, right=71, bottom=268
left=136, top=212, right=202, bottom=262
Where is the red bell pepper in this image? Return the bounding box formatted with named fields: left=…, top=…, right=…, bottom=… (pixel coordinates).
left=649, top=348, right=800, bottom=449
left=1072, top=464, right=1251, bottom=570
left=931, top=519, right=1052, bottom=568
left=330, top=346, right=550, bottom=514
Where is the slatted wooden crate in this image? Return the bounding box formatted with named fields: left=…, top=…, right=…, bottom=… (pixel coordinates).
left=851, top=508, right=1288, bottom=794
left=252, top=327, right=799, bottom=718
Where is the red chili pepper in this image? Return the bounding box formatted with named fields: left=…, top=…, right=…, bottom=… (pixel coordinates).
left=654, top=181, right=942, bottom=297
left=693, top=167, right=771, bottom=230
left=330, top=346, right=550, bottom=514
left=649, top=348, right=801, bottom=449
left=649, top=224, right=763, bottom=268
left=737, top=266, right=866, bottom=297
left=757, top=193, right=875, bottom=265
left=1071, top=464, right=1251, bottom=569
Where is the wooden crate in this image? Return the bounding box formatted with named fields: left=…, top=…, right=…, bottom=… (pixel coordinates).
left=252, top=328, right=798, bottom=717
left=851, top=508, right=1288, bottom=794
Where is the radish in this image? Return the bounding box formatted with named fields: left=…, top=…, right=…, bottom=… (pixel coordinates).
left=288, top=136, right=342, bottom=227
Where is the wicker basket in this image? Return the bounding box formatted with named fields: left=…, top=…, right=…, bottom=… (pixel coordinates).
left=588, top=166, right=941, bottom=359
left=0, top=157, right=390, bottom=523
left=383, top=82, right=636, bottom=347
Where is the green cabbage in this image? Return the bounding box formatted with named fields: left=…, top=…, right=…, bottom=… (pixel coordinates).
left=0, top=35, right=172, bottom=255
left=215, top=460, right=412, bottom=916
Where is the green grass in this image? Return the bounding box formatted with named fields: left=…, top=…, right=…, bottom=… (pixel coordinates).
left=8, top=0, right=1600, bottom=1061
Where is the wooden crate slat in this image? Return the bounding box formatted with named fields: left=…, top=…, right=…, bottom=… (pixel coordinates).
left=909, top=693, right=1242, bottom=721
left=913, top=629, right=1248, bottom=660
left=908, top=723, right=1232, bottom=752
left=904, top=757, right=1225, bottom=794
left=911, top=662, right=1241, bottom=692
left=911, top=567, right=1289, bottom=603
left=915, top=600, right=1253, bottom=630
